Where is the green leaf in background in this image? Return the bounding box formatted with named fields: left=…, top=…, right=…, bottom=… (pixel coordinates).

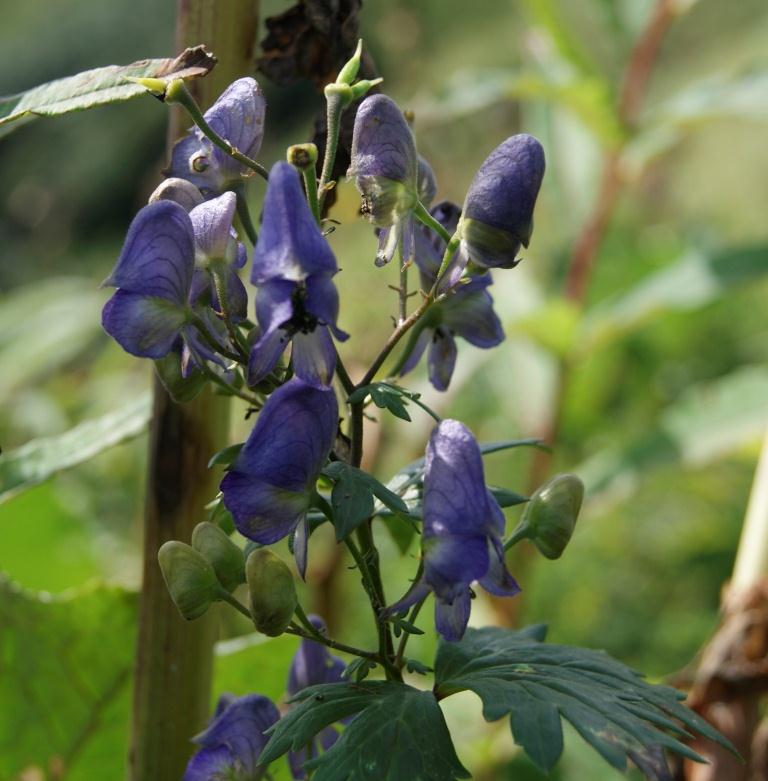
left=260, top=681, right=471, bottom=781
left=0, top=45, right=216, bottom=139
left=583, top=245, right=768, bottom=350
left=0, top=393, right=151, bottom=502
left=0, top=278, right=106, bottom=402
left=0, top=579, right=137, bottom=780
left=579, top=365, right=768, bottom=498
left=434, top=626, right=735, bottom=775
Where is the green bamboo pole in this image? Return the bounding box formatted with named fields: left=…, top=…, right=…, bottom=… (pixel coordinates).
left=127, top=3, right=258, bottom=779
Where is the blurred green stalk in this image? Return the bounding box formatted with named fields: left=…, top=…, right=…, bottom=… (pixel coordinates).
left=127, top=3, right=259, bottom=779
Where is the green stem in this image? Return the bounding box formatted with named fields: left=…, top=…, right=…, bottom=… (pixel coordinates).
left=199, top=362, right=262, bottom=408
left=285, top=623, right=380, bottom=663
left=172, top=82, right=270, bottom=182
left=217, top=588, right=252, bottom=619
left=318, top=91, right=345, bottom=214
left=301, top=166, right=321, bottom=225
left=503, top=523, right=531, bottom=552
left=397, top=236, right=409, bottom=325
left=387, top=316, right=430, bottom=378
left=395, top=598, right=427, bottom=669
left=209, top=260, right=249, bottom=361
left=190, top=312, right=246, bottom=365
left=413, top=200, right=452, bottom=245
left=334, top=347, right=356, bottom=396
left=234, top=185, right=258, bottom=245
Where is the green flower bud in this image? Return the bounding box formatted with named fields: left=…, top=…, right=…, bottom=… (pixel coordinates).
left=349, top=77, right=383, bottom=102
left=336, top=39, right=363, bottom=85
left=520, top=474, right=584, bottom=559
left=191, top=522, right=246, bottom=593
left=324, top=81, right=354, bottom=108
left=286, top=143, right=318, bottom=170
left=158, top=541, right=218, bottom=620
left=245, top=549, right=297, bottom=637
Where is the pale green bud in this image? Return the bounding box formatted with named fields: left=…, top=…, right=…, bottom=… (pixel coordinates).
left=336, top=39, right=363, bottom=85
left=246, top=549, right=297, bottom=637
left=158, top=541, right=218, bottom=620
left=191, top=522, right=246, bottom=593
left=521, top=474, right=584, bottom=559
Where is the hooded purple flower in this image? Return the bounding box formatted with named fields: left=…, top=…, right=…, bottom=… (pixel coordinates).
left=102, top=192, right=246, bottom=376
left=348, top=94, right=429, bottom=267
left=220, top=378, right=338, bottom=577
left=287, top=615, right=346, bottom=779
left=183, top=693, right=280, bottom=781
left=248, top=162, right=348, bottom=389
left=168, top=77, right=266, bottom=198
left=384, top=420, right=520, bottom=641
left=459, top=134, right=545, bottom=270
left=401, top=201, right=504, bottom=391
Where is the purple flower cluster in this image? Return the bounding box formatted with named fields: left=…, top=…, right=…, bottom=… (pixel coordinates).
left=184, top=616, right=345, bottom=780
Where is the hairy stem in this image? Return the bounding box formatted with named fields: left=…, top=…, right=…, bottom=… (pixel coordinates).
left=318, top=91, right=345, bottom=213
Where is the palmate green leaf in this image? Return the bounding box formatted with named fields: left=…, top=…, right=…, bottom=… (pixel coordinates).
left=323, top=462, right=409, bottom=540
left=0, top=46, right=216, bottom=139
left=434, top=627, right=735, bottom=776
left=0, top=579, right=137, bottom=780
left=259, top=681, right=470, bottom=781
left=0, top=393, right=151, bottom=502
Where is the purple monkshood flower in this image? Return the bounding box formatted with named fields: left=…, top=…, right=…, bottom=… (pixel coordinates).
left=384, top=420, right=520, bottom=641
left=287, top=615, right=346, bottom=779
left=401, top=201, right=504, bottom=391
left=348, top=94, right=436, bottom=267
left=101, top=192, right=245, bottom=375
left=459, top=134, right=545, bottom=270
left=183, top=693, right=280, bottom=781
left=220, top=378, right=338, bottom=577
left=167, top=77, right=266, bottom=198
left=248, top=162, right=348, bottom=389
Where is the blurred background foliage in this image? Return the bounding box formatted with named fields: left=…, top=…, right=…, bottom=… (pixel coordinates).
left=1, top=0, right=768, bottom=778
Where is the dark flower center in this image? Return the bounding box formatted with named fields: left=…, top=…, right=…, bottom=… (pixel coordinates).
left=283, top=283, right=319, bottom=336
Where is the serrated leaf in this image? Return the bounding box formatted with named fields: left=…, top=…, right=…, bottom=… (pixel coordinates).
left=434, top=627, right=736, bottom=775
left=0, top=394, right=151, bottom=502
left=260, top=681, right=470, bottom=780
left=0, top=579, right=137, bottom=779
left=0, top=46, right=216, bottom=139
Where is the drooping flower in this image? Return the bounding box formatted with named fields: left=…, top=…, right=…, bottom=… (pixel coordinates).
left=400, top=201, right=504, bottom=390
left=167, top=77, right=267, bottom=198
left=384, top=419, right=519, bottom=641
left=183, top=693, right=280, bottom=781
left=248, top=162, right=348, bottom=389
left=287, top=615, right=346, bottom=779
left=101, top=192, right=246, bottom=376
left=459, top=133, right=545, bottom=270
left=348, top=94, right=427, bottom=267
left=220, top=378, right=338, bottom=577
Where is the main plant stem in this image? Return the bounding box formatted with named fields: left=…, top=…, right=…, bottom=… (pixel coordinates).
left=128, top=3, right=259, bottom=780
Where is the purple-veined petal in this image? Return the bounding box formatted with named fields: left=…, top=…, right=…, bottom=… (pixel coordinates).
left=427, top=330, right=458, bottom=392
left=399, top=327, right=431, bottom=378
left=252, top=162, right=338, bottom=284
left=183, top=744, right=239, bottom=781
left=291, top=327, right=337, bottom=388
left=424, top=420, right=493, bottom=537
left=190, top=191, right=237, bottom=260
left=441, top=277, right=504, bottom=348
left=192, top=693, right=279, bottom=774
left=479, top=541, right=521, bottom=598
left=205, top=77, right=266, bottom=177
left=165, top=134, right=224, bottom=197
left=348, top=95, right=417, bottom=189
left=417, top=155, right=437, bottom=206
left=211, top=266, right=248, bottom=323
left=220, top=473, right=310, bottom=543
left=423, top=533, right=489, bottom=602
left=188, top=268, right=210, bottom=308
left=382, top=577, right=431, bottom=618
left=104, top=200, right=194, bottom=303
left=234, top=240, right=247, bottom=269
left=247, top=327, right=289, bottom=386
left=304, top=274, right=347, bottom=340
left=102, top=290, right=188, bottom=359
left=434, top=590, right=472, bottom=642
left=221, top=380, right=338, bottom=543
left=254, top=278, right=295, bottom=333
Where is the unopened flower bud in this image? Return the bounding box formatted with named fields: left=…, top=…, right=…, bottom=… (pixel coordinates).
left=246, top=549, right=297, bottom=637
left=336, top=39, right=363, bottom=85
left=286, top=143, right=318, bottom=170
left=460, top=134, right=545, bottom=269
left=191, top=522, right=246, bottom=593
left=521, top=473, right=584, bottom=559
left=324, top=81, right=354, bottom=107
left=349, top=77, right=383, bottom=102
left=149, top=177, right=204, bottom=212
left=158, top=541, right=219, bottom=620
